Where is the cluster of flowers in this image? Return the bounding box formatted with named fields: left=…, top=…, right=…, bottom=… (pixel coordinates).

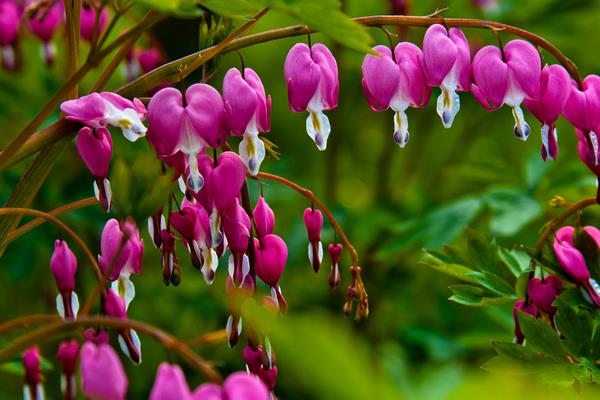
left=22, top=340, right=270, bottom=400
left=0, top=0, right=163, bottom=77
left=361, top=23, right=600, bottom=179
left=512, top=225, right=600, bottom=344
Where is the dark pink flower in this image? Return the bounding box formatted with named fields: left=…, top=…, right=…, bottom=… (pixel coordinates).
left=0, top=0, right=21, bottom=70
left=80, top=341, right=128, bottom=400
left=362, top=43, right=430, bottom=147
left=303, top=208, right=323, bottom=272
left=284, top=43, right=338, bottom=150
left=192, top=372, right=269, bottom=400
left=25, top=0, right=64, bottom=65
left=512, top=300, right=537, bottom=344
left=527, top=275, right=562, bottom=315
left=149, top=363, right=192, bottom=400
left=423, top=24, right=471, bottom=128
left=254, top=234, right=288, bottom=311
left=77, top=126, right=113, bottom=211
left=80, top=3, right=108, bottom=43
left=472, top=40, right=541, bottom=140
left=253, top=195, right=274, bottom=240
left=523, top=64, right=570, bottom=160
left=327, top=243, right=343, bottom=289
left=23, top=346, right=43, bottom=400
left=103, top=288, right=142, bottom=364
left=50, top=239, right=79, bottom=320
left=222, top=199, right=252, bottom=287
left=57, top=340, right=79, bottom=400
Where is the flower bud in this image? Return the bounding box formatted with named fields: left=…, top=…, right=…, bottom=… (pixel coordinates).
left=327, top=243, right=343, bottom=289
left=23, top=346, right=43, bottom=400
left=527, top=275, right=562, bottom=315
left=253, top=195, right=275, bottom=240
left=304, top=208, right=324, bottom=272
left=149, top=363, right=191, bottom=400
left=80, top=4, right=108, bottom=43
left=80, top=341, right=128, bottom=400
left=103, top=289, right=142, bottom=364
left=57, top=340, right=80, bottom=400
left=50, top=240, right=79, bottom=320
left=512, top=300, right=537, bottom=344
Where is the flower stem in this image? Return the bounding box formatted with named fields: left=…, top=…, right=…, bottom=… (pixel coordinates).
left=0, top=208, right=101, bottom=280
left=0, top=314, right=59, bottom=335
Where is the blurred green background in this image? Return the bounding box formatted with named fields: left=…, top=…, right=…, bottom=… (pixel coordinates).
left=2, top=0, right=600, bottom=398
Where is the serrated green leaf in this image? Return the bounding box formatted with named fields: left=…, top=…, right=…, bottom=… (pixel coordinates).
left=491, top=340, right=553, bottom=362
left=464, top=228, right=504, bottom=277
left=465, top=271, right=516, bottom=297
left=555, top=303, right=593, bottom=357
left=449, top=285, right=513, bottom=307
left=517, top=312, right=568, bottom=362
left=498, top=247, right=531, bottom=278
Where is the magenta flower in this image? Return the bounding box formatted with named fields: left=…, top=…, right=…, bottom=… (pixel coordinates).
left=147, top=84, right=228, bottom=192
left=77, top=126, right=113, bottom=211
left=57, top=340, right=79, bottom=400
left=423, top=24, right=471, bottom=128
left=137, top=47, right=163, bottom=73
left=254, top=234, right=288, bottom=311
left=512, top=300, right=537, bottom=344
left=0, top=0, right=21, bottom=70
left=362, top=43, right=431, bottom=147
left=553, top=226, right=600, bottom=306
left=25, top=0, right=64, bottom=65
left=576, top=128, right=600, bottom=188
left=159, top=229, right=181, bottom=286
left=523, top=64, right=570, bottom=160
left=304, top=208, right=324, bottom=273
left=223, top=67, right=272, bottom=175
left=327, top=243, right=343, bottom=289
left=60, top=92, right=147, bottom=142
left=171, top=200, right=213, bottom=275
left=80, top=3, right=108, bottom=43
left=80, top=341, right=128, bottom=400
left=527, top=275, right=562, bottom=316
left=150, top=363, right=192, bottom=400
left=563, top=75, right=600, bottom=132
left=472, top=40, right=541, bottom=140
left=223, top=199, right=252, bottom=287
left=98, top=218, right=144, bottom=309
left=284, top=43, right=338, bottom=151
left=253, top=195, right=274, bottom=240
left=23, top=346, right=44, bottom=400
left=192, top=372, right=269, bottom=400
left=103, top=288, right=142, bottom=364
left=50, top=240, right=79, bottom=320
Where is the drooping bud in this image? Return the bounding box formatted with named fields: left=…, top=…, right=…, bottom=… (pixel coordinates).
left=77, top=126, right=113, bottom=211
left=327, top=243, right=343, bottom=289
left=25, top=0, right=64, bottom=65
left=147, top=208, right=166, bottom=248
left=23, top=346, right=43, bottom=400
left=80, top=341, right=128, bottom=400
left=103, top=289, right=142, bottom=364
left=527, top=275, right=562, bottom=316
left=303, top=207, right=323, bottom=272
left=160, top=229, right=181, bottom=286
left=57, top=340, right=79, bottom=400
left=512, top=300, right=537, bottom=344
left=254, top=234, right=288, bottom=311
left=253, top=195, right=274, bottom=240
left=50, top=240, right=79, bottom=320
left=149, top=363, right=192, bottom=400
left=0, top=0, right=21, bottom=70
left=192, top=371, right=269, bottom=400
left=80, top=3, right=108, bottom=43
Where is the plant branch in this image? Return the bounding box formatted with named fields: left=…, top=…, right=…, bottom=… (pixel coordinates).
left=0, top=208, right=101, bottom=280
left=0, top=316, right=222, bottom=383
left=0, top=314, right=60, bottom=335
left=2, top=197, right=97, bottom=247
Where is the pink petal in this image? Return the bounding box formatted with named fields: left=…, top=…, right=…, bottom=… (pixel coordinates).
left=223, top=68, right=259, bottom=136
left=147, top=87, right=185, bottom=156
left=311, top=43, right=339, bottom=110
left=60, top=93, right=108, bottom=128
left=149, top=363, right=192, bottom=400
left=361, top=45, right=400, bottom=111
left=523, top=64, right=570, bottom=123
left=505, top=40, right=541, bottom=99
left=395, top=42, right=431, bottom=107
left=284, top=43, right=321, bottom=112
left=472, top=45, right=508, bottom=109
left=423, top=24, right=458, bottom=87
left=223, top=372, right=270, bottom=400
left=185, top=83, right=228, bottom=149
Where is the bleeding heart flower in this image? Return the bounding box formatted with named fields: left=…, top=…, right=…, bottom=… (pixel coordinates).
left=50, top=239, right=79, bottom=320
left=57, top=340, right=79, bottom=400
left=0, top=0, right=21, bottom=70
left=23, top=346, right=44, bottom=400
left=254, top=234, right=288, bottom=311
left=523, top=64, right=570, bottom=160
left=362, top=43, right=431, bottom=147
left=192, top=372, right=270, bottom=400
left=76, top=126, right=113, bottom=211
left=253, top=195, right=274, bottom=240
left=423, top=24, right=471, bottom=128
left=554, top=226, right=600, bottom=307
left=223, top=67, right=271, bottom=175
left=327, top=243, right=343, bottom=289
left=25, top=0, right=64, bottom=65
left=472, top=40, right=541, bottom=140
left=512, top=299, right=537, bottom=344
left=61, top=92, right=147, bottom=142
left=80, top=340, right=128, bottom=400
left=222, top=199, right=252, bottom=287
left=149, top=363, right=192, bottom=400
left=103, top=288, right=142, bottom=364
left=303, top=208, right=324, bottom=273
left=80, top=2, right=108, bottom=43
left=527, top=274, right=562, bottom=315
left=284, top=43, right=338, bottom=150
left=159, top=229, right=181, bottom=287
left=147, top=84, right=228, bottom=193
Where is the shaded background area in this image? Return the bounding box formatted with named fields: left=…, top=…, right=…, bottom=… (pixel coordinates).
left=1, top=0, right=600, bottom=398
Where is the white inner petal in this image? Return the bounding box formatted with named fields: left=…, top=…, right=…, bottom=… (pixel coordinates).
left=436, top=85, right=460, bottom=129
left=511, top=105, right=530, bottom=141
left=306, top=110, right=331, bottom=151
left=104, top=101, right=147, bottom=142
left=240, top=131, right=265, bottom=176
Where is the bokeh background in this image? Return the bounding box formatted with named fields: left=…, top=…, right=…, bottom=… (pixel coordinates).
left=2, top=0, right=600, bottom=398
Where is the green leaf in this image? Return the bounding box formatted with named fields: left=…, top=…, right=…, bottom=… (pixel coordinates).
left=498, top=247, right=531, bottom=278
left=491, top=340, right=553, bottom=362
left=483, top=188, right=541, bottom=237
left=481, top=356, right=562, bottom=375
left=421, top=250, right=478, bottom=284
left=514, top=272, right=530, bottom=298
left=592, top=326, right=600, bottom=361
left=200, top=0, right=261, bottom=18
left=464, top=271, right=516, bottom=297
left=136, top=0, right=204, bottom=16
left=464, top=228, right=504, bottom=277
left=555, top=302, right=593, bottom=357
left=449, top=285, right=514, bottom=307
left=517, top=312, right=568, bottom=362
left=267, top=0, right=373, bottom=53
